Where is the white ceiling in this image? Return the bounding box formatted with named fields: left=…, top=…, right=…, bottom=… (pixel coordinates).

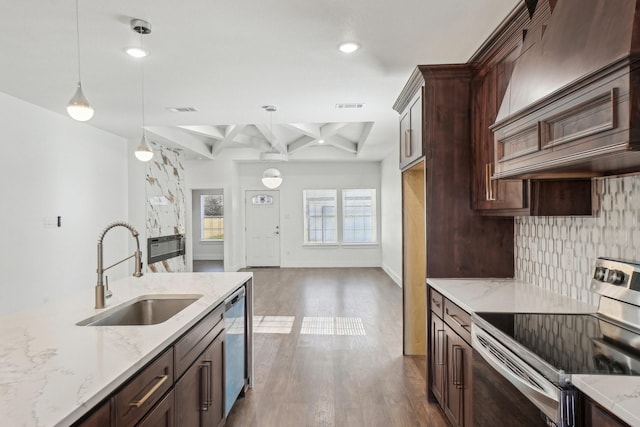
left=0, top=0, right=519, bottom=161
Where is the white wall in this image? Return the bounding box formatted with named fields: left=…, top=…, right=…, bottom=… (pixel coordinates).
left=380, top=144, right=402, bottom=286
left=0, top=92, right=129, bottom=315
left=237, top=161, right=382, bottom=268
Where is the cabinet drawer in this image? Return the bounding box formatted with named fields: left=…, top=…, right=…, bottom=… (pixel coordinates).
left=430, top=289, right=444, bottom=318
left=115, top=348, right=173, bottom=427
left=174, top=304, right=224, bottom=379
left=444, top=299, right=471, bottom=345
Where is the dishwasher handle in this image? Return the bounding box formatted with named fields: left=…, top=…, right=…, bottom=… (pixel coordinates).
left=225, top=286, right=246, bottom=310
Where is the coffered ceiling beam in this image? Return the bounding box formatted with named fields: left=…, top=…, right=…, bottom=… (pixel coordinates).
left=178, top=125, right=225, bottom=140
left=255, top=124, right=288, bottom=154
left=287, top=135, right=316, bottom=154
left=284, top=123, right=321, bottom=139
left=356, top=122, right=374, bottom=155
left=145, top=126, right=215, bottom=159
left=327, top=134, right=357, bottom=154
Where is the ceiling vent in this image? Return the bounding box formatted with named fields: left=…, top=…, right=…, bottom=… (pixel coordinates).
left=167, top=107, right=199, bottom=113
left=335, top=103, right=364, bottom=109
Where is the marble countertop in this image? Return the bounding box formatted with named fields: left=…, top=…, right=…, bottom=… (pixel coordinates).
left=0, top=272, right=252, bottom=427
left=426, top=278, right=597, bottom=314
left=427, top=278, right=640, bottom=426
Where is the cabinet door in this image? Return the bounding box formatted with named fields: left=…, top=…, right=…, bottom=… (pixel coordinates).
left=584, top=396, right=630, bottom=427
left=399, top=111, right=411, bottom=169
left=73, top=399, right=111, bottom=427
left=430, top=314, right=445, bottom=406
left=399, top=91, right=423, bottom=170
left=443, top=325, right=472, bottom=427
left=175, top=331, right=225, bottom=427
left=137, top=390, right=174, bottom=427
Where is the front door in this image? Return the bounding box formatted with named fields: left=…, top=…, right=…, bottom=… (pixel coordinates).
left=245, top=190, right=280, bottom=267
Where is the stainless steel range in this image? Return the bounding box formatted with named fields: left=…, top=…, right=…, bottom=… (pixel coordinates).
left=472, top=257, right=640, bottom=427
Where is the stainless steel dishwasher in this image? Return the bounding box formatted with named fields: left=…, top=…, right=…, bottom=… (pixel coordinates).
left=224, top=286, right=246, bottom=416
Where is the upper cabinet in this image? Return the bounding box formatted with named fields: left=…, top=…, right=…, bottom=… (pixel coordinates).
left=491, top=0, right=640, bottom=180
left=397, top=88, right=424, bottom=170
left=470, top=1, right=593, bottom=216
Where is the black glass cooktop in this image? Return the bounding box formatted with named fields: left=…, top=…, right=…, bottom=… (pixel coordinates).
left=476, top=312, right=640, bottom=376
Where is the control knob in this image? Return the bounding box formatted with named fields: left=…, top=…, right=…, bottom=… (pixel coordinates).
left=594, top=267, right=607, bottom=281
left=609, top=270, right=626, bottom=286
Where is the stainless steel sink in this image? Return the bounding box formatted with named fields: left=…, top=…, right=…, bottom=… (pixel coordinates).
left=77, top=294, right=202, bottom=326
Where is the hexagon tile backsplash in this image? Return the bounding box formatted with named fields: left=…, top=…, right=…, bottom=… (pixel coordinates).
left=515, top=174, right=640, bottom=306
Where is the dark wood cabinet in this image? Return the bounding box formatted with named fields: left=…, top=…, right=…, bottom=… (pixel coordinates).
left=115, top=349, right=174, bottom=426
left=399, top=90, right=424, bottom=170
left=584, top=395, right=630, bottom=427
left=428, top=288, right=473, bottom=427
left=175, top=329, right=225, bottom=427
left=137, top=389, right=174, bottom=427
left=469, top=1, right=594, bottom=216
left=74, top=399, right=112, bottom=427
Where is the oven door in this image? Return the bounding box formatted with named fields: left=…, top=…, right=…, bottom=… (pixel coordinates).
left=471, top=324, right=577, bottom=427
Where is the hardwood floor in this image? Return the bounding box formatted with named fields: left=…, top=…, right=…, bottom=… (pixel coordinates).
left=226, top=267, right=448, bottom=427
left=193, top=260, right=224, bottom=272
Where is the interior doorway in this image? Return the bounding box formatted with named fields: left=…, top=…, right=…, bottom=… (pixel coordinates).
left=245, top=190, right=281, bottom=267
left=192, top=189, right=225, bottom=272
left=402, top=160, right=426, bottom=355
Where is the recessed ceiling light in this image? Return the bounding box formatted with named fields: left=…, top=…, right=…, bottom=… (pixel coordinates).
left=338, top=42, right=360, bottom=53
left=318, top=139, right=325, bottom=144
left=126, top=47, right=149, bottom=58
left=167, top=107, right=199, bottom=113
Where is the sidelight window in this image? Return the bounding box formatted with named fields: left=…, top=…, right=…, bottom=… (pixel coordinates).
left=201, top=194, right=224, bottom=240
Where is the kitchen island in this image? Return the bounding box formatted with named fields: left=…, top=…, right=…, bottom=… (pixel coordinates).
left=0, top=272, right=252, bottom=426
left=428, top=278, right=639, bottom=427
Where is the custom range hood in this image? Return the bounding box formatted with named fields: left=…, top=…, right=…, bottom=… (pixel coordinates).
left=491, top=0, right=640, bottom=179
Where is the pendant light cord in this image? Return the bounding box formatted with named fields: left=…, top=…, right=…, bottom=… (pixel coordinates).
left=74, top=0, right=82, bottom=83
left=140, top=32, right=146, bottom=131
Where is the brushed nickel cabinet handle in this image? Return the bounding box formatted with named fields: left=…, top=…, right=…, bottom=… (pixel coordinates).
left=485, top=162, right=497, bottom=201
left=200, top=361, right=212, bottom=411
left=405, top=129, right=412, bottom=157
left=452, top=346, right=464, bottom=388
left=436, top=329, right=445, bottom=366
left=129, top=374, right=168, bottom=408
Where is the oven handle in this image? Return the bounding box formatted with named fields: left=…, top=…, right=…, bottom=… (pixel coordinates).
left=471, top=324, right=564, bottom=424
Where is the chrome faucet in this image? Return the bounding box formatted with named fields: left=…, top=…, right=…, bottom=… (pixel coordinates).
left=96, top=221, right=143, bottom=309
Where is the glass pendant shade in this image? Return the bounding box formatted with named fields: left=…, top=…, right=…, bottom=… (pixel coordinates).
left=134, top=134, right=154, bottom=162
left=262, top=168, right=283, bottom=189
left=67, top=83, right=94, bottom=121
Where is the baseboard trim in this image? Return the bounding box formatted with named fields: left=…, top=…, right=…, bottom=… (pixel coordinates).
left=382, top=263, right=402, bottom=287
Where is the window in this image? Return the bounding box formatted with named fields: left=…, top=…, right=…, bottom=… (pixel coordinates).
left=201, top=194, right=224, bottom=240
left=303, top=189, right=337, bottom=244
left=343, top=189, right=377, bottom=243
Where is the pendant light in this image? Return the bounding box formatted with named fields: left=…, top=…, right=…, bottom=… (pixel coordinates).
left=67, top=0, right=94, bottom=121
left=261, top=105, right=282, bottom=189
left=131, top=19, right=154, bottom=162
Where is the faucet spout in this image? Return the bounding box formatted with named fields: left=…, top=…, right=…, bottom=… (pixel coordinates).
left=96, top=221, right=144, bottom=309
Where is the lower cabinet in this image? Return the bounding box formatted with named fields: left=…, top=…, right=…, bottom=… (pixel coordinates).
left=583, top=395, right=630, bottom=427
left=443, top=324, right=472, bottom=427
left=175, top=329, right=225, bottom=427
left=73, top=298, right=232, bottom=427
left=428, top=288, right=473, bottom=427
left=137, top=390, right=175, bottom=427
